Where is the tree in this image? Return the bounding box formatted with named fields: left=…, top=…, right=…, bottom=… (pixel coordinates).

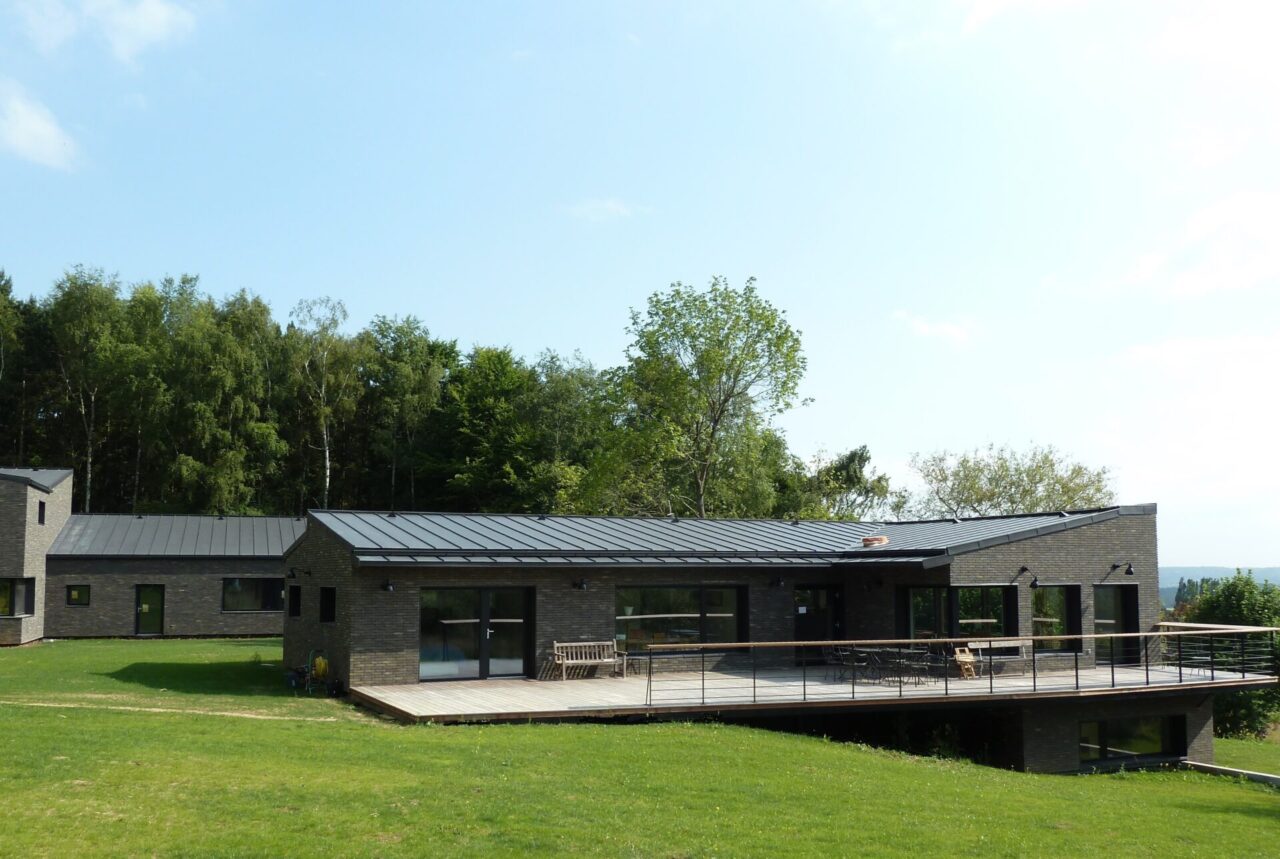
left=904, top=443, right=1114, bottom=518
left=624, top=277, right=806, bottom=518
left=46, top=267, right=126, bottom=512
left=0, top=270, right=18, bottom=387
left=289, top=298, right=362, bottom=509
left=1184, top=570, right=1280, bottom=738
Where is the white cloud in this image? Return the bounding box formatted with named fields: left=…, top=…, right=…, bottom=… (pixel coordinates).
left=13, top=0, right=81, bottom=52
left=83, top=0, right=195, bottom=63
left=891, top=310, right=972, bottom=345
left=566, top=198, right=635, bottom=223
left=0, top=80, right=78, bottom=170
left=1122, top=192, right=1280, bottom=298
left=10, top=0, right=194, bottom=63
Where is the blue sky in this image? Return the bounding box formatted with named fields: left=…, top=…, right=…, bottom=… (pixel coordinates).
left=1, top=1, right=1277, bottom=565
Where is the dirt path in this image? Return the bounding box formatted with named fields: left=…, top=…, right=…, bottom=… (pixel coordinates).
left=0, top=698, right=343, bottom=722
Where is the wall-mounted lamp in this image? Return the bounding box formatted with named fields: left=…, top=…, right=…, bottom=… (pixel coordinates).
left=572, top=578, right=588, bottom=591
left=381, top=579, right=395, bottom=593
left=769, top=576, right=786, bottom=589
left=289, top=567, right=311, bottom=577
left=1030, top=575, right=1040, bottom=589
left=1018, top=565, right=1030, bottom=575
left=1110, top=561, right=1135, bottom=576
left=286, top=570, right=298, bottom=580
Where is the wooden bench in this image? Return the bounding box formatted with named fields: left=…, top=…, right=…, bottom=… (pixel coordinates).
left=552, top=641, right=627, bottom=680
left=968, top=639, right=1033, bottom=675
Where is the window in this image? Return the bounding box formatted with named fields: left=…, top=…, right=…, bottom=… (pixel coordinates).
left=320, top=587, right=337, bottom=623
left=38, top=500, right=46, bottom=525
left=221, top=578, right=285, bottom=612
left=66, top=585, right=90, bottom=606
left=615, top=586, right=746, bottom=653
left=1032, top=585, right=1082, bottom=651
left=288, top=585, right=302, bottom=618
left=0, top=578, right=35, bottom=617
left=908, top=587, right=948, bottom=639
left=954, top=586, right=1014, bottom=639
left=1080, top=716, right=1186, bottom=764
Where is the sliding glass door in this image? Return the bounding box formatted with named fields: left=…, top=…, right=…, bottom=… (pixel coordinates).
left=420, top=588, right=530, bottom=681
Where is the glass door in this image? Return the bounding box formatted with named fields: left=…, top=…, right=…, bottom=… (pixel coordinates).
left=1095, top=584, right=1139, bottom=665
left=795, top=585, right=841, bottom=664
left=420, top=588, right=529, bottom=681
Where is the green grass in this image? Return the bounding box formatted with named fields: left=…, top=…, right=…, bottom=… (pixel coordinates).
left=1216, top=736, right=1280, bottom=774
left=1, top=639, right=1278, bottom=858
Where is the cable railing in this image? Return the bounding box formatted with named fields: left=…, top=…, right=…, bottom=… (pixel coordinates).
left=642, top=623, right=1279, bottom=708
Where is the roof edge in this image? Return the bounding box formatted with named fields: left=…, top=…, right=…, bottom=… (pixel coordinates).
left=0, top=467, right=73, bottom=494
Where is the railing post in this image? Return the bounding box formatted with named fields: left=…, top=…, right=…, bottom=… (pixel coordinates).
left=1031, top=638, right=1037, bottom=692
left=942, top=645, right=949, bottom=697
left=1240, top=635, right=1247, bottom=679
left=988, top=641, right=994, bottom=695
left=1110, top=636, right=1116, bottom=688
left=752, top=644, right=757, bottom=704
left=1177, top=635, right=1183, bottom=683
left=646, top=646, right=653, bottom=706
left=897, top=643, right=904, bottom=698
left=802, top=651, right=808, bottom=702
left=1144, top=633, right=1150, bottom=686
left=1073, top=648, right=1079, bottom=691
left=700, top=648, right=706, bottom=706
left=851, top=646, right=857, bottom=700
left=1209, top=634, right=1216, bottom=681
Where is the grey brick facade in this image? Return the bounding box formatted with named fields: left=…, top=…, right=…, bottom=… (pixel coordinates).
left=0, top=475, right=72, bottom=645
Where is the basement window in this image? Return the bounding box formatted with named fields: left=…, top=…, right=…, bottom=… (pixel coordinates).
left=1080, top=715, right=1186, bottom=765
left=221, top=578, right=285, bottom=612
left=67, top=585, right=91, bottom=606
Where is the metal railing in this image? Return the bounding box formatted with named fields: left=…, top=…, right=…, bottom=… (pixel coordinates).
left=642, top=623, right=1278, bottom=708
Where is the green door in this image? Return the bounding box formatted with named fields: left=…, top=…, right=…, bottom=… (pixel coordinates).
left=135, top=585, right=165, bottom=636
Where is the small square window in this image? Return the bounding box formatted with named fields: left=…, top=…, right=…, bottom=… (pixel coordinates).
left=320, top=587, right=336, bottom=623
left=67, top=585, right=90, bottom=606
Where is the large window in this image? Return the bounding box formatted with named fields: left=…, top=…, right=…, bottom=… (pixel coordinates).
left=221, top=578, right=284, bottom=612
left=954, top=586, right=1014, bottom=639
left=1080, top=716, right=1186, bottom=764
left=0, top=578, right=35, bottom=617
left=1032, top=585, right=1081, bottom=651
left=615, top=586, right=745, bottom=653
left=288, top=585, right=302, bottom=618
left=66, top=585, right=90, bottom=606
left=908, top=587, right=948, bottom=639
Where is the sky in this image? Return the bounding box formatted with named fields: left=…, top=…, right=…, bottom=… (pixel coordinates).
left=1, top=1, right=1277, bottom=565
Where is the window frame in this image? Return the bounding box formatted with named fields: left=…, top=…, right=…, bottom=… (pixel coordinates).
left=0, top=578, right=35, bottom=617
left=1080, top=715, right=1187, bottom=765
left=950, top=585, right=1018, bottom=641
left=66, top=585, right=91, bottom=607
left=287, top=585, right=302, bottom=618
left=220, top=578, right=285, bottom=613
left=1031, top=584, right=1082, bottom=652
left=38, top=500, right=46, bottom=525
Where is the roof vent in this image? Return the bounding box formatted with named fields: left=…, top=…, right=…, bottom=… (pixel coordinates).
left=1058, top=511, right=1069, bottom=517
left=791, top=519, right=801, bottom=526
left=951, top=517, right=961, bottom=524
left=537, top=514, right=547, bottom=521
left=862, top=535, right=890, bottom=548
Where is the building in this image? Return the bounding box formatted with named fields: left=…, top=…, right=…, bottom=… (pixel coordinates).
left=0, top=468, right=305, bottom=641
left=0, top=468, right=74, bottom=645
left=282, top=505, right=1277, bottom=773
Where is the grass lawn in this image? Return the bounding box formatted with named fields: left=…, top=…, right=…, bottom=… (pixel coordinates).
left=1216, top=736, right=1280, bottom=774
left=1, top=639, right=1277, bottom=858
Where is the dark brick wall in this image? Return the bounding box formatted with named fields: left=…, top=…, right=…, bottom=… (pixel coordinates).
left=43, top=557, right=286, bottom=638
left=0, top=477, right=72, bottom=645
left=950, top=514, right=1159, bottom=666
left=1019, top=693, right=1213, bottom=773
left=282, top=521, right=357, bottom=681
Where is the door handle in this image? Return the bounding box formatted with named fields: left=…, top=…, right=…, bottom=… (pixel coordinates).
left=487, top=628, right=495, bottom=639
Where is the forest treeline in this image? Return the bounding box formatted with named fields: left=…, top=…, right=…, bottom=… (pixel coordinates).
left=0, top=267, right=893, bottom=519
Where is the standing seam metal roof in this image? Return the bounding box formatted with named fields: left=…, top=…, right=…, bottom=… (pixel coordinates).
left=0, top=468, right=74, bottom=493
left=309, top=505, right=1153, bottom=568
left=48, top=515, right=308, bottom=558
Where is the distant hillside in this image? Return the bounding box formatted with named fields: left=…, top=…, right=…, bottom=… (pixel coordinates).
left=1157, top=566, right=1280, bottom=609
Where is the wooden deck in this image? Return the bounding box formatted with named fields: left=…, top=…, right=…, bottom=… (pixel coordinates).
left=350, top=664, right=1277, bottom=723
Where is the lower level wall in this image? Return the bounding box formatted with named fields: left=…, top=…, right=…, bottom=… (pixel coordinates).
left=0, top=612, right=43, bottom=645
left=44, top=559, right=285, bottom=638
left=1019, top=693, right=1214, bottom=773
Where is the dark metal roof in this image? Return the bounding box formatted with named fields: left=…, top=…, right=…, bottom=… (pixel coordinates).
left=314, top=510, right=880, bottom=557
left=311, top=505, right=1154, bottom=570
left=0, top=467, right=73, bottom=493
left=49, top=514, right=308, bottom=559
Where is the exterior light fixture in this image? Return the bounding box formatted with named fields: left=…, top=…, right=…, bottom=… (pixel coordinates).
left=1018, top=565, right=1030, bottom=575
left=770, top=577, right=785, bottom=588
left=381, top=580, right=395, bottom=593
left=289, top=567, right=311, bottom=577
left=1030, top=576, right=1040, bottom=589
left=1110, top=562, right=1135, bottom=576
left=573, top=579, right=588, bottom=591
